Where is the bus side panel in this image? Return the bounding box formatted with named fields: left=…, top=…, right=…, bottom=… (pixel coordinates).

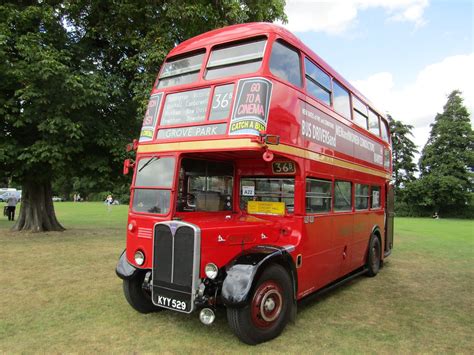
left=352, top=210, right=384, bottom=269
left=352, top=211, right=371, bottom=270
left=332, top=213, right=353, bottom=277
left=299, top=215, right=337, bottom=295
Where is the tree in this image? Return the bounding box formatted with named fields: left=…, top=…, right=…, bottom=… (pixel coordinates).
left=388, top=114, right=418, bottom=190
left=0, top=0, right=287, bottom=232
left=414, top=90, right=473, bottom=214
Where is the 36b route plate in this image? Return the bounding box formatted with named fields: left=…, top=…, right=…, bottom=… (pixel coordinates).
left=152, top=286, right=193, bottom=313
left=272, top=161, right=296, bottom=174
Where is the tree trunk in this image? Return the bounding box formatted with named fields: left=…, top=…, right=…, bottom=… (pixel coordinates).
left=12, top=180, right=65, bottom=232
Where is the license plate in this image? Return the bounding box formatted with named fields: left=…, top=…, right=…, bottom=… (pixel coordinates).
left=152, top=286, right=193, bottom=313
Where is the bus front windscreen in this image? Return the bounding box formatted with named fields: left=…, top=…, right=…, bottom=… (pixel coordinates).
left=132, top=157, right=175, bottom=214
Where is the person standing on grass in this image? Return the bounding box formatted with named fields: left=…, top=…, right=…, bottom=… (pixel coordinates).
left=106, top=194, right=113, bottom=212
left=6, top=195, right=18, bottom=221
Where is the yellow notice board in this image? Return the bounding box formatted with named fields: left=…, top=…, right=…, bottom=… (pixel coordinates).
left=247, top=201, right=285, bottom=216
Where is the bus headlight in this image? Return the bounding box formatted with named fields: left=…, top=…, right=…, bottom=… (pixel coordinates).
left=134, top=250, right=145, bottom=266
left=205, top=263, right=218, bottom=279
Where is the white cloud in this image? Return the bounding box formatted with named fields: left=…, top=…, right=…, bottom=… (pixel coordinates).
left=284, top=0, right=429, bottom=34
left=351, top=53, right=474, bottom=153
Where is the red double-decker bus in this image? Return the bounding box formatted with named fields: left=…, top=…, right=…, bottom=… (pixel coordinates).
left=116, top=23, right=394, bottom=345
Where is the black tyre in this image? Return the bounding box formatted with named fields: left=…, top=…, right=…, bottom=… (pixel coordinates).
left=227, top=264, right=293, bottom=345
left=366, top=234, right=381, bottom=277
left=123, top=271, right=162, bottom=313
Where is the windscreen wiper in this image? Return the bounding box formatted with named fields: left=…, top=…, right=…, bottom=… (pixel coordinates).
left=138, top=156, right=159, bottom=172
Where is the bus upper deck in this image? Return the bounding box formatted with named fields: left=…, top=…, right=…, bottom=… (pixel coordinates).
left=138, top=23, right=391, bottom=176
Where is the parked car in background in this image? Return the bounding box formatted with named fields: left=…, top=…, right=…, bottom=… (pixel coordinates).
left=0, top=190, right=22, bottom=202
left=52, top=196, right=64, bottom=202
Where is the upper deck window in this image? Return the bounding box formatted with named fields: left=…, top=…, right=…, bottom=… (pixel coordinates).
left=333, top=82, right=351, bottom=119
left=269, top=40, right=302, bottom=87
left=368, top=110, right=380, bottom=136
left=305, top=58, right=331, bottom=105
left=381, top=119, right=390, bottom=142
left=353, top=96, right=368, bottom=129
left=205, top=38, right=266, bottom=80
left=157, top=51, right=205, bottom=89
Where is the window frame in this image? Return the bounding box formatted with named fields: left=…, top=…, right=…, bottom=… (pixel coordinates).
left=305, top=178, right=332, bottom=214
left=355, top=183, right=370, bottom=211
left=304, top=57, right=332, bottom=106
left=334, top=180, right=353, bottom=212
left=332, top=81, right=351, bottom=119
left=157, top=50, right=206, bottom=89
left=370, top=185, right=382, bottom=209
left=239, top=177, right=295, bottom=215
left=368, top=109, right=381, bottom=136
left=352, top=95, right=369, bottom=129
left=204, top=36, right=267, bottom=81
left=131, top=155, right=176, bottom=216
left=269, top=39, right=303, bottom=88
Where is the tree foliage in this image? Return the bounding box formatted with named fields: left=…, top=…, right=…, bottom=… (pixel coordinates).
left=0, top=0, right=287, bottom=231
left=388, top=114, right=418, bottom=190
left=408, top=90, right=473, bottom=215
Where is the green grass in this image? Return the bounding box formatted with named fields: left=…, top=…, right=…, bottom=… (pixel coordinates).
left=0, top=203, right=473, bottom=353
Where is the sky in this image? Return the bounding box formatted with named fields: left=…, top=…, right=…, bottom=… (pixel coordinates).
left=281, top=0, right=473, bottom=161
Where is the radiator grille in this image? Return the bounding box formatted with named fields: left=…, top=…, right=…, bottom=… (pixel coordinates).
left=151, top=221, right=200, bottom=313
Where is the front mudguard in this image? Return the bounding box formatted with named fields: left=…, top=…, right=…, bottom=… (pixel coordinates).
left=116, top=250, right=139, bottom=280
left=221, top=245, right=297, bottom=308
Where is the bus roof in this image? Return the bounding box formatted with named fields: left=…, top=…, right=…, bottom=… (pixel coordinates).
left=168, top=23, right=386, bottom=120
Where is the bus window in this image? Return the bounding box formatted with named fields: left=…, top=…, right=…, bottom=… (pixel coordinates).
left=176, top=159, right=233, bottom=212
left=157, top=51, right=205, bottom=89
left=368, top=110, right=380, bottom=135
left=333, top=82, right=351, bottom=119
left=334, top=180, right=352, bottom=211
left=269, top=40, right=302, bottom=87
left=306, top=178, right=332, bottom=213
left=381, top=119, right=389, bottom=142
left=305, top=58, right=331, bottom=105
left=355, top=184, right=369, bottom=210
left=353, top=96, right=368, bottom=129
left=205, top=38, right=266, bottom=80
left=240, top=178, right=295, bottom=213
left=371, top=186, right=381, bottom=209
left=132, top=157, right=175, bottom=214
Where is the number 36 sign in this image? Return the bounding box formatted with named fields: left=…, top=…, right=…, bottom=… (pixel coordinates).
left=272, top=161, right=296, bottom=174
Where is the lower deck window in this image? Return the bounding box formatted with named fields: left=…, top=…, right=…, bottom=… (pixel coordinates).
left=334, top=180, right=352, bottom=211
left=371, top=186, right=381, bottom=208
left=355, top=184, right=369, bottom=210
left=176, top=158, right=233, bottom=212
left=306, top=178, right=331, bottom=213
left=240, top=178, right=295, bottom=213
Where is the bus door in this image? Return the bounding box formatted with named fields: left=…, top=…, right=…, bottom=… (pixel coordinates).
left=385, top=182, right=395, bottom=255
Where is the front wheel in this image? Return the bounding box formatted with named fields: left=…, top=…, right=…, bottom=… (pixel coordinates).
left=227, top=264, right=293, bottom=345
left=366, top=234, right=381, bottom=277
left=123, top=271, right=162, bottom=313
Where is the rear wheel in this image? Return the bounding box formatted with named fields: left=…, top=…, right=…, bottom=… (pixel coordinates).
left=366, top=234, right=381, bottom=277
left=123, top=271, right=162, bottom=313
left=227, top=264, right=293, bottom=345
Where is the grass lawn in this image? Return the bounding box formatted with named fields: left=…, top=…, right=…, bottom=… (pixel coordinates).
left=0, top=203, right=473, bottom=353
